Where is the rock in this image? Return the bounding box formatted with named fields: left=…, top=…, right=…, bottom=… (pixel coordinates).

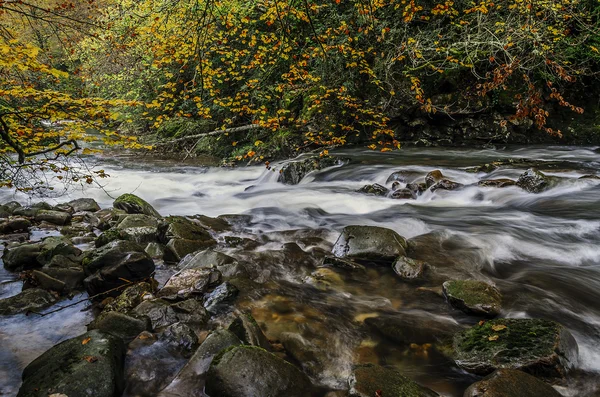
left=67, top=198, right=101, bottom=213
left=2, top=200, right=22, bottom=213
left=223, top=236, right=259, bottom=250
left=83, top=240, right=155, bottom=297
left=452, top=318, right=578, bottom=377
left=38, top=267, right=85, bottom=292
left=0, top=217, right=31, bottom=234
left=191, top=214, right=232, bottom=233
left=478, top=179, right=517, bottom=188
left=133, top=298, right=209, bottom=330
left=365, top=312, right=464, bottom=345
left=322, top=255, right=366, bottom=271
left=425, top=170, right=444, bottom=188
left=357, top=184, right=389, bottom=196
left=117, top=214, right=160, bottom=229
left=228, top=312, right=272, bottom=351
left=2, top=242, right=42, bottom=271
left=579, top=174, right=600, bottom=180
left=464, top=369, right=562, bottom=397
left=100, top=282, right=154, bottom=317
left=36, top=236, right=82, bottom=266
left=278, top=156, right=347, bottom=185
left=114, top=193, right=162, bottom=218
left=158, top=330, right=241, bottom=397
left=95, top=228, right=129, bottom=247
left=204, top=282, right=239, bottom=313
left=0, top=288, right=56, bottom=315
left=90, top=311, right=151, bottom=342
left=516, top=169, right=552, bottom=193
left=205, top=345, right=312, bottom=397
left=146, top=242, right=166, bottom=258
left=160, top=322, right=200, bottom=356
left=159, top=268, right=222, bottom=299
left=443, top=280, right=502, bottom=318
left=349, top=364, right=439, bottom=397
left=391, top=188, right=416, bottom=199
left=178, top=248, right=237, bottom=270
left=17, top=330, right=125, bottom=397
left=332, top=225, right=407, bottom=265
left=160, top=217, right=216, bottom=262
left=386, top=170, right=421, bottom=184
left=166, top=238, right=216, bottom=262
left=280, top=332, right=324, bottom=377
left=31, top=270, right=66, bottom=292
left=35, top=210, right=72, bottom=226
left=430, top=179, right=464, bottom=192
left=406, top=182, right=427, bottom=196
left=393, top=257, right=427, bottom=280
left=60, top=223, right=93, bottom=237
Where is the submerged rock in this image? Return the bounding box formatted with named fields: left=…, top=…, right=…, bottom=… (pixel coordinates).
left=393, top=257, right=427, bottom=280
left=443, top=280, right=502, bottom=317
left=516, top=169, right=552, bottom=193
left=464, top=369, right=562, bottom=397
left=365, top=312, right=463, bottom=345
left=453, top=318, right=578, bottom=377
left=17, top=330, right=125, bottom=397
left=349, top=364, right=439, bottom=397
left=278, top=156, right=348, bottom=185
left=205, top=345, right=312, bottom=397
left=0, top=288, right=56, bottom=315
left=114, top=193, right=162, bottom=218
left=280, top=332, right=325, bottom=377
left=332, top=225, right=407, bottom=265
left=357, top=183, right=389, bottom=196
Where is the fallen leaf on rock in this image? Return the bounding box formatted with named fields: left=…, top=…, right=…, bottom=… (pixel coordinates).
left=478, top=320, right=486, bottom=326
left=491, top=324, right=507, bottom=331
left=488, top=335, right=499, bottom=341
left=83, top=355, right=98, bottom=363
left=81, top=337, right=91, bottom=345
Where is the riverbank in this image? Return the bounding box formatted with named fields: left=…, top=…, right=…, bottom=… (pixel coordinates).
left=1, top=146, right=599, bottom=396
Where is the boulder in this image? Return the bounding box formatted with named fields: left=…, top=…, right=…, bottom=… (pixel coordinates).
left=114, top=193, right=162, bottom=218
left=89, top=311, right=151, bottom=342
left=365, top=312, right=464, bottom=345
left=393, top=257, right=427, bottom=280
left=391, top=188, right=416, bottom=199
left=178, top=248, right=239, bottom=276
left=35, top=210, right=72, bottom=226
left=2, top=242, right=42, bottom=271
left=2, top=200, right=22, bottom=213
left=205, top=345, right=312, bottom=397
left=37, top=267, right=85, bottom=292
left=464, top=369, right=562, bottom=397
left=99, top=282, right=154, bottom=318
left=160, top=322, right=200, bottom=356
left=0, top=217, right=31, bottom=234
left=386, top=170, right=421, bottom=184
left=357, top=184, right=389, bottom=196
left=478, top=179, right=517, bottom=188
left=67, top=198, right=101, bottom=212
left=160, top=217, right=216, bottom=262
left=17, top=330, right=125, bottom=397
left=83, top=240, right=155, bottom=297
left=516, top=169, right=552, bottom=193
left=146, top=242, right=166, bottom=258
left=95, top=228, right=129, bottom=247
left=117, top=214, right=160, bottom=229
left=452, top=318, right=578, bottom=377
left=0, top=288, right=56, bottom=315
left=278, top=156, right=347, bottom=185
left=406, top=182, right=427, bottom=196
left=332, top=225, right=407, bottom=265
left=349, top=364, right=439, bottom=397
left=133, top=298, right=209, bottom=330
left=443, top=280, right=502, bottom=318
left=228, top=312, right=272, bottom=351
left=31, top=270, right=66, bottom=292
left=430, top=179, right=464, bottom=192
left=425, top=170, right=444, bottom=188
left=36, top=236, right=82, bottom=266
left=159, top=268, right=222, bottom=299
left=203, top=282, right=239, bottom=314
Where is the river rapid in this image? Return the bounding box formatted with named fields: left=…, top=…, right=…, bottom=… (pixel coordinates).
left=1, top=145, right=599, bottom=396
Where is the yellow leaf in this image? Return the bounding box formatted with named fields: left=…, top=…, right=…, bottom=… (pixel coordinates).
left=488, top=335, right=499, bottom=341
left=491, top=324, right=507, bottom=332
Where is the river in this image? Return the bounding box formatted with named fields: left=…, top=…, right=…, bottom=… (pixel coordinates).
left=1, top=145, right=599, bottom=396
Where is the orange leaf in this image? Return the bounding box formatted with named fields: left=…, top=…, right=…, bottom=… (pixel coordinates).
left=82, top=337, right=91, bottom=345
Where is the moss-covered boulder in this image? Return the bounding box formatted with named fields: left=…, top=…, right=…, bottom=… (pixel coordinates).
left=443, top=280, right=502, bottom=318
left=0, top=288, right=56, bottom=315
left=393, top=257, right=427, bottom=280
left=464, top=369, right=562, bottom=397
left=160, top=216, right=216, bottom=262
left=349, top=364, right=439, bottom=397
left=516, top=169, right=553, bottom=193
left=17, top=330, right=125, bottom=397
left=332, top=225, right=407, bottom=265
left=114, top=193, right=162, bottom=218
left=453, top=318, right=578, bottom=377
left=205, top=345, right=312, bottom=397
left=357, top=183, right=389, bottom=196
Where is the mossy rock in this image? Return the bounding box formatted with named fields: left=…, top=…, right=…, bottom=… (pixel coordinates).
left=443, top=280, right=502, bottom=318
left=349, top=364, right=439, bottom=397
left=452, top=318, right=578, bottom=378
left=516, top=169, right=555, bottom=193
left=0, top=288, right=56, bottom=315
left=357, top=183, right=389, bottom=196
left=464, top=369, right=562, bottom=397
left=114, top=193, right=161, bottom=218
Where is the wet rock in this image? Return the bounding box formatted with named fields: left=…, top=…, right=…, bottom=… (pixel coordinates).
left=425, top=170, right=444, bottom=188
left=159, top=268, right=222, bottom=299
left=452, top=318, right=578, bottom=377
left=464, top=368, right=562, bottom=397
left=0, top=288, right=56, bottom=315
left=100, top=282, right=154, bottom=317
left=83, top=240, right=155, bottom=297
left=443, top=280, right=502, bottom=318
left=31, top=270, right=66, bottom=292
left=478, top=179, right=517, bottom=188
left=160, top=217, right=216, bottom=262
left=386, top=170, right=421, bottom=184
left=332, top=225, right=407, bottom=265
left=228, top=312, right=272, bottom=351
left=160, top=322, right=200, bottom=356
left=322, top=255, right=366, bottom=271
left=17, top=330, right=125, bottom=397
left=205, top=345, right=312, bottom=397
left=191, top=214, right=232, bottom=233
left=0, top=217, right=31, bottom=234
left=114, top=193, right=162, bottom=218
left=60, top=223, right=93, bottom=237
left=278, top=156, right=348, bottom=185
left=2, top=200, right=22, bottom=213
left=393, top=257, right=427, bottom=280
left=349, top=364, right=439, bottom=397
left=37, top=267, right=85, bottom=292
left=68, top=198, right=101, bottom=213
left=95, top=208, right=127, bottom=231
left=430, top=179, right=464, bottom=192
left=35, top=210, right=72, bottom=226
left=133, top=298, right=209, bottom=330
left=357, top=183, right=389, bottom=196
left=204, top=282, right=239, bottom=313
left=37, top=236, right=82, bottom=266
left=146, top=242, right=166, bottom=258
left=178, top=248, right=237, bottom=270
left=2, top=242, right=42, bottom=271
left=391, top=188, right=416, bottom=199
left=579, top=174, right=600, bottom=180
left=158, top=329, right=242, bottom=397
left=89, top=311, right=151, bottom=342
left=516, top=169, right=552, bottom=193
left=117, top=214, right=160, bottom=229
left=171, top=299, right=211, bottom=328
left=96, top=228, right=129, bottom=247
left=365, top=312, right=464, bottom=345
left=223, top=236, right=259, bottom=250
left=406, top=182, right=427, bottom=196
left=280, top=332, right=324, bottom=377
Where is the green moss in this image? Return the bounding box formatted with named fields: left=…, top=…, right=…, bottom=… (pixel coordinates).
left=444, top=280, right=501, bottom=306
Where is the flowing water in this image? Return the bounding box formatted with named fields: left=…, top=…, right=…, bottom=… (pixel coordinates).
left=1, top=145, right=600, bottom=396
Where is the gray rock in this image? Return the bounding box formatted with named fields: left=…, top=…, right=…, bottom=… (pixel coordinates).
left=38, top=267, right=85, bottom=292
left=2, top=242, right=42, bottom=271
left=228, top=312, right=272, bottom=351
left=117, top=214, right=160, bottom=229
left=2, top=201, right=22, bottom=213
left=443, top=280, right=502, bottom=318
left=332, top=225, right=407, bottom=265
left=90, top=311, right=151, bottom=342
left=464, top=368, right=562, bottom=397
left=68, top=198, right=101, bottom=212
left=0, top=217, right=31, bottom=234
left=516, top=169, right=552, bottom=193
left=133, top=298, right=209, bottom=330
left=205, top=345, right=312, bottom=397
left=430, top=179, right=464, bottom=192
left=100, top=282, right=154, bottom=318
left=178, top=248, right=237, bottom=270
left=114, top=193, right=161, bottom=218
left=160, top=217, right=216, bottom=262
left=386, top=170, right=421, bottom=184
left=31, top=270, right=66, bottom=292
left=278, top=156, right=348, bottom=185
left=17, top=330, right=125, bottom=397
left=95, top=228, right=129, bottom=247
left=349, top=364, right=439, bottom=397
left=159, top=268, right=222, bottom=299
left=160, top=322, right=200, bottom=356
left=203, top=282, right=239, bottom=313
left=146, top=242, right=166, bottom=258
left=0, top=288, right=56, bottom=315
left=35, top=210, right=72, bottom=226
left=393, top=257, right=427, bottom=280
left=391, top=188, right=416, bottom=199
left=357, top=184, right=389, bottom=196
left=453, top=318, right=578, bottom=377
left=478, top=179, right=517, bottom=188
